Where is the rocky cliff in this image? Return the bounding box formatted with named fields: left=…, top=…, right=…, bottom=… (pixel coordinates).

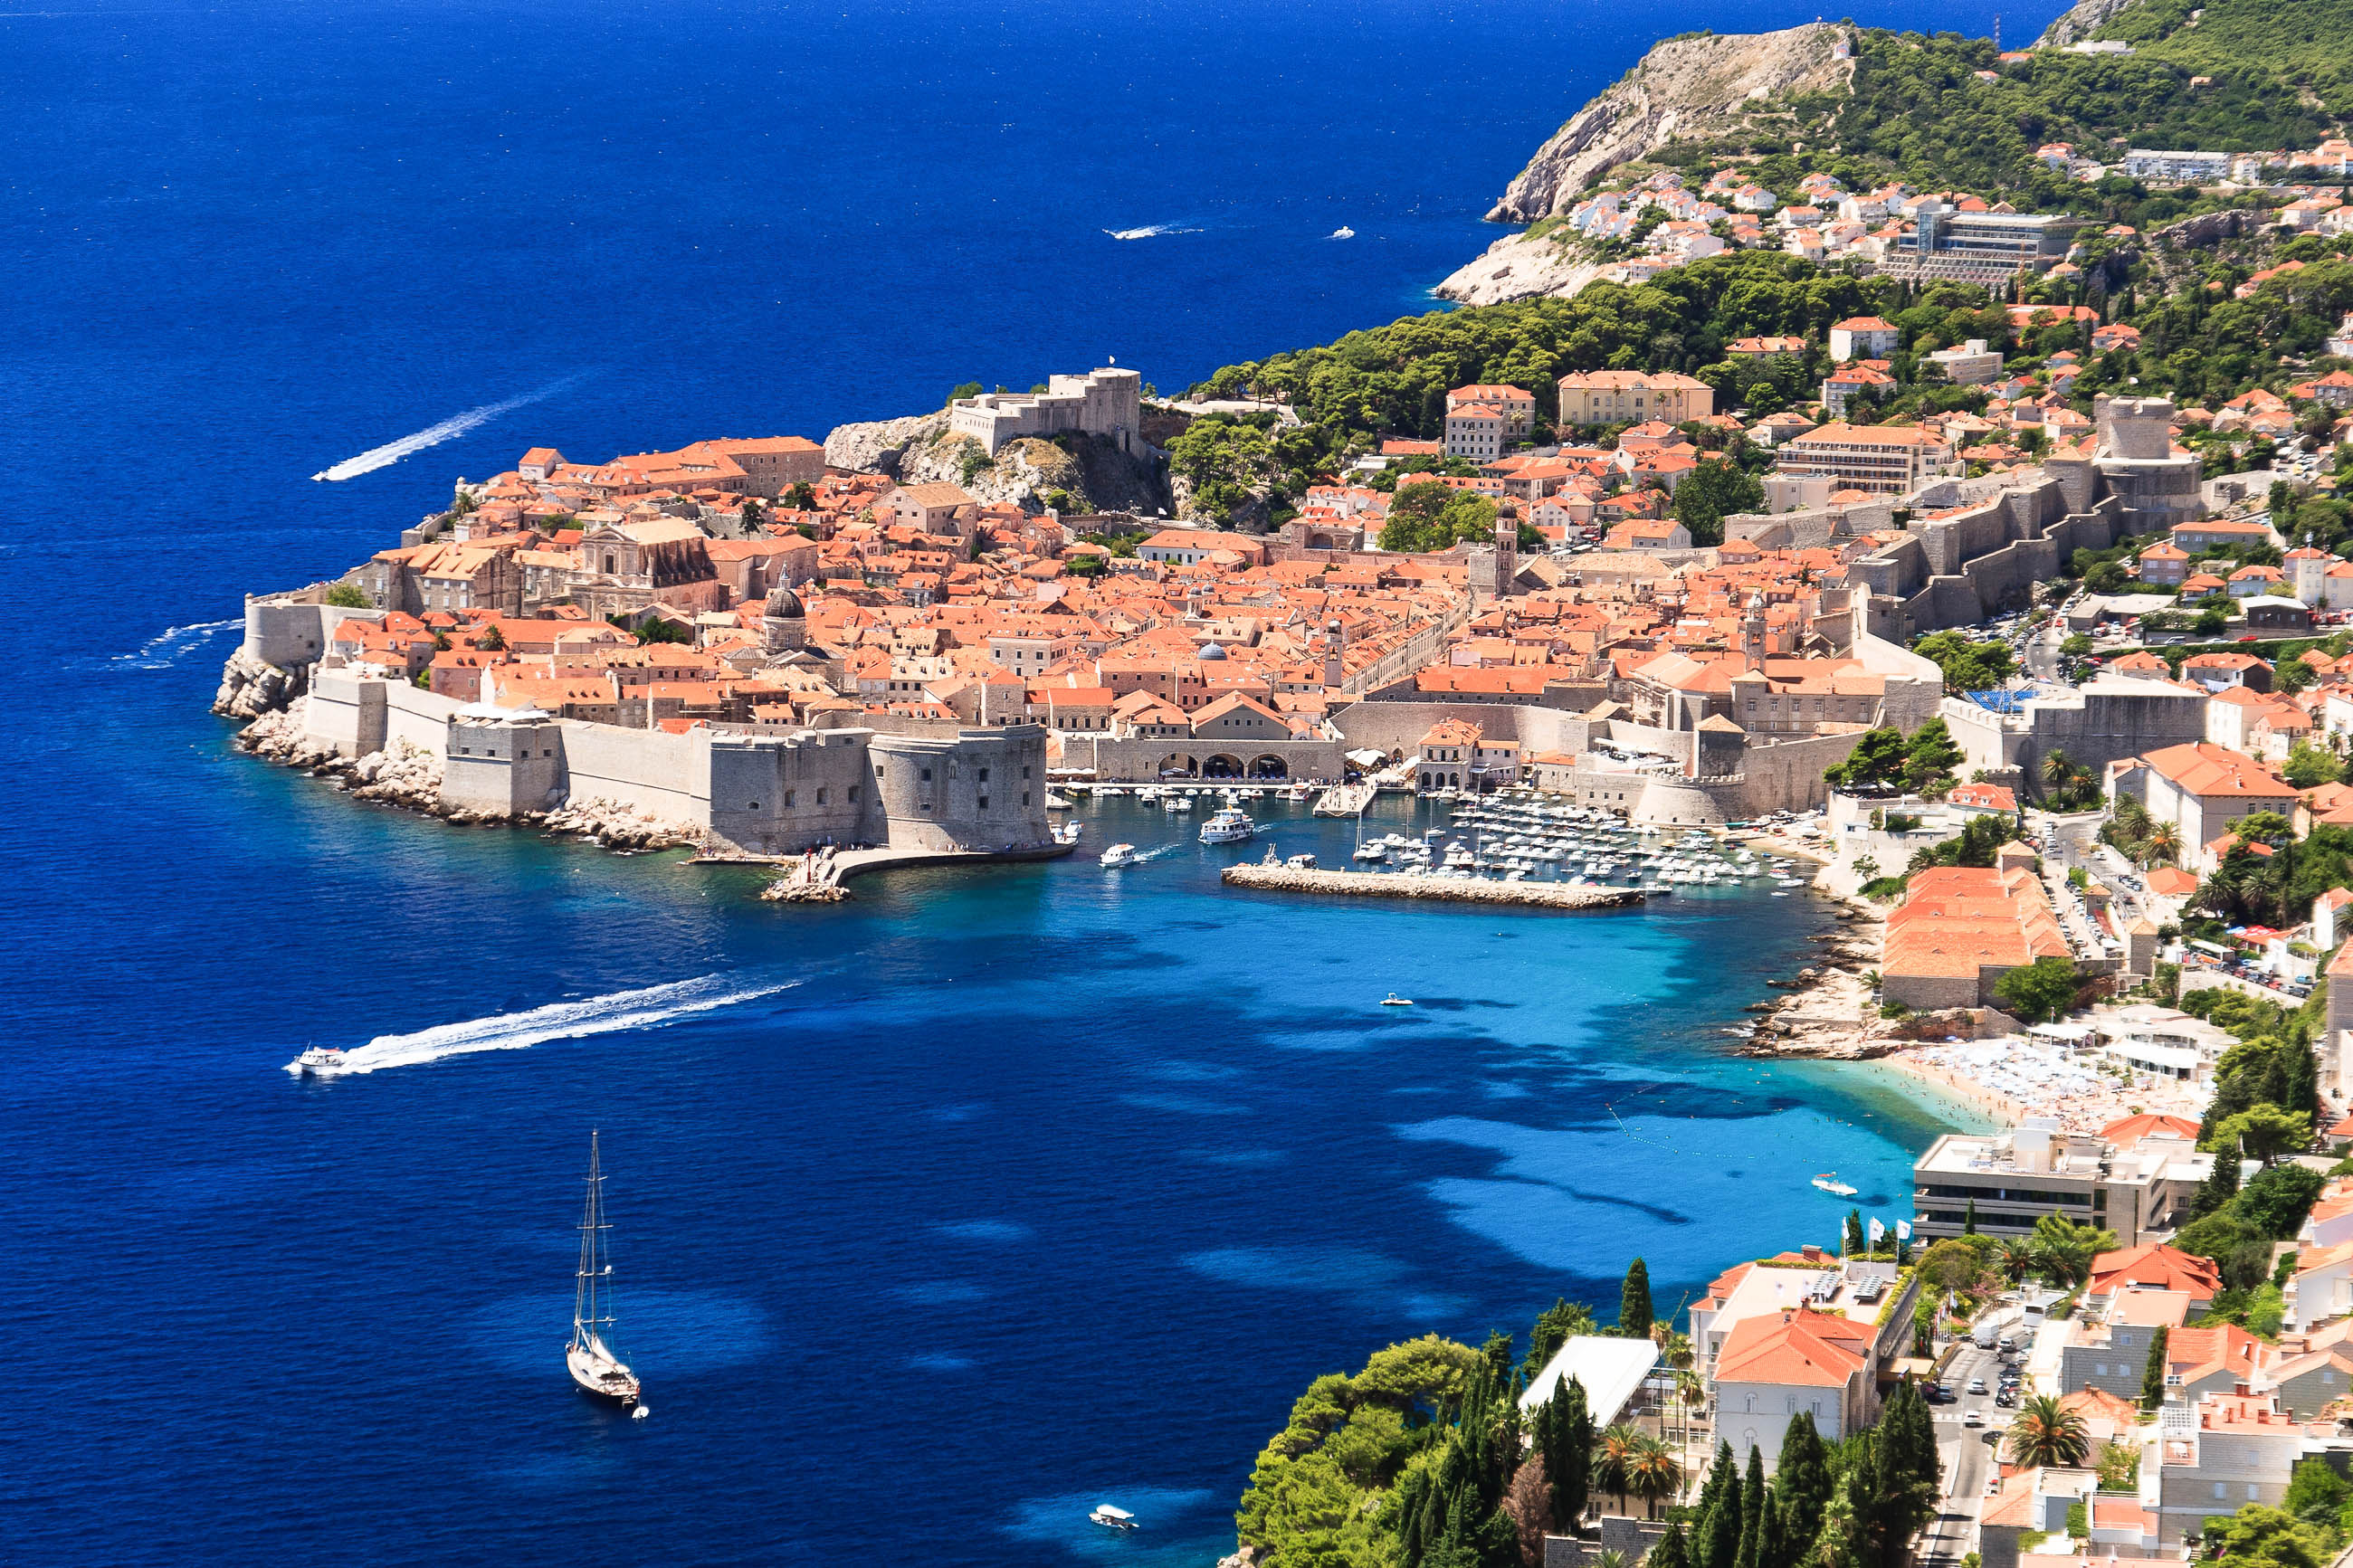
left=1432, top=238, right=1611, bottom=307
left=2033, top=0, right=2143, bottom=47
left=824, top=409, right=1173, bottom=517
left=1483, top=23, right=1856, bottom=223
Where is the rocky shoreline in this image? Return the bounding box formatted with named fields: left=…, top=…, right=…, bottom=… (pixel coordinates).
left=230, top=697, right=703, bottom=852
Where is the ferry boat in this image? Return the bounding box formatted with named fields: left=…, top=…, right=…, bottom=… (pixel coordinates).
left=1811, top=1173, right=1859, bottom=1197
left=290, top=1045, right=348, bottom=1077
left=1100, top=842, right=1141, bottom=868
left=1091, top=1506, right=1138, bottom=1531
left=567, top=1131, right=643, bottom=1411
left=1199, top=808, right=1256, bottom=844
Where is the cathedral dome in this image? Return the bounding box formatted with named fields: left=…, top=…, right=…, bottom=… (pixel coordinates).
left=764, top=582, right=805, bottom=618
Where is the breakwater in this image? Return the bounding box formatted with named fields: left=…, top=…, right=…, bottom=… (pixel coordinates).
left=1221, top=863, right=1645, bottom=909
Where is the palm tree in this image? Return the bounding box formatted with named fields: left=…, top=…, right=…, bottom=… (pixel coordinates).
left=2040, top=748, right=2076, bottom=797
left=1624, top=1437, right=1685, bottom=1520
left=2147, top=823, right=2181, bottom=865
left=1997, top=1239, right=2036, bottom=1284
left=2068, top=765, right=2097, bottom=808
left=2005, top=1393, right=2091, bottom=1468
left=1594, top=1424, right=1642, bottom=1515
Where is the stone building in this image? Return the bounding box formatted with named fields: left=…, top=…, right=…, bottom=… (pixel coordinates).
left=948, top=366, right=1142, bottom=457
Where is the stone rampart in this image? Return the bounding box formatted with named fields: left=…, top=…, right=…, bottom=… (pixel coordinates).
left=244, top=595, right=385, bottom=672
left=386, top=680, right=465, bottom=754
left=559, top=722, right=710, bottom=825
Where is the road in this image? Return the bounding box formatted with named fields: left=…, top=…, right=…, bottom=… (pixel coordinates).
left=1920, top=1335, right=2011, bottom=1568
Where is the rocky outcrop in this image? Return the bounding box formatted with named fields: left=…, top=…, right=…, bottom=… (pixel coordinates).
left=1485, top=24, right=1855, bottom=223
left=2034, top=0, right=2143, bottom=47
left=1434, top=234, right=1613, bottom=305
left=824, top=410, right=1173, bottom=517
left=213, top=647, right=303, bottom=719
left=541, top=798, right=702, bottom=851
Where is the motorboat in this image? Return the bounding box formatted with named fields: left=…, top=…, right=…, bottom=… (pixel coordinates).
left=1163, top=794, right=1193, bottom=813
left=1381, top=993, right=1414, bottom=1007
left=1091, top=1506, right=1138, bottom=1531
left=567, top=1132, right=643, bottom=1411
left=289, top=1045, right=348, bottom=1077
left=1100, top=842, right=1140, bottom=868
left=1354, top=841, right=1388, bottom=862
left=1811, top=1173, right=1859, bottom=1197
left=1199, top=808, right=1256, bottom=845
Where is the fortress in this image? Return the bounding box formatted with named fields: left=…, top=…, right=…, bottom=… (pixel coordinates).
left=237, top=594, right=1056, bottom=860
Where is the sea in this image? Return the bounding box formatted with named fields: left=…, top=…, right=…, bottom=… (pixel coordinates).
left=1, top=0, right=2053, bottom=1562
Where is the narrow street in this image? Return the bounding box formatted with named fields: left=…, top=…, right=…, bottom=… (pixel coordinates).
left=1920, top=1337, right=2008, bottom=1568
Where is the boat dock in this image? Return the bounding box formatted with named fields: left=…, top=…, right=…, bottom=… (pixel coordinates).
left=1310, top=782, right=1377, bottom=817
left=1221, top=863, right=1645, bottom=910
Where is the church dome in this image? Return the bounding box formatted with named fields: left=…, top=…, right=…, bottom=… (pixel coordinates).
left=1198, top=641, right=1228, bottom=660
left=763, top=582, right=805, bottom=618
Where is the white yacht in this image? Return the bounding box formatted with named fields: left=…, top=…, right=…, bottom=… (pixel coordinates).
left=1091, top=1506, right=1138, bottom=1531
left=1354, top=841, right=1388, bottom=863
left=1811, top=1173, right=1859, bottom=1197
left=1100, top=842, right=1141, bottom=868
left=1199, top=808, right=1256, bottom=844
left=567, top=1132, right=643, bottom=1411
left=289, top=1045, right=348, bottom=1077
left=1163, top=793, right=1193, bottom=813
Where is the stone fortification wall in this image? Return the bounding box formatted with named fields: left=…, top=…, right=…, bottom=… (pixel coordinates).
left=706, top=729, right=883, bottom=854
left=1724, top=730, right=1872, bottom=816
left=244, top=595, right=384, bottom=671
left=307, top=670, right=386, bottom=757
left=558, top=722, right=710, bottom=825
left=1053, top=734, right=1348, bottom=783
left=443, top=713, right=566, bottom=817
left=1332, top=700, right=1592, bottom=759
left=870, top=726, right=1053, bottom=851
left=386, top=679, right=465, bottom=754
left=1939, top=679, right=2207, bottom=799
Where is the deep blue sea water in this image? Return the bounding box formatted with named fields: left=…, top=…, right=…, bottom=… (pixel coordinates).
left=2, top=0, right=2059, bottom=1561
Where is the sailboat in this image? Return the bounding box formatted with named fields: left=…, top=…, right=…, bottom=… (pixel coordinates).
left=567, top=1131, right=643, bottom=1411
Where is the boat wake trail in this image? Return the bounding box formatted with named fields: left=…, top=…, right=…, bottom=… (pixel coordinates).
left=312, top=375, right=582, bottom=482
left=296, top=976, right=792, bottom=1076
left=113, top=619, right=241, bottom=670
left=1132, top=844, right=1183, bottom=863
left=1102, top=223, right=1203, bottom=241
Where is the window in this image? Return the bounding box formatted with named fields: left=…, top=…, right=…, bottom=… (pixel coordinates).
left=1021, top=792, right=1029, bottom=806
left=978, top=768, right=989, bottom=784
left=1023, top=766, right=1032, bottom=779
left=921, top=767, right=932, bottom=783
left=748, top=801, right=759, bottom=811
left=2249, top=1486, right=2261, bottom=1500
left=815, top=788, right=827, bottom=805
left=785, top=790, right=795, bottom=807
left=849, top=785, right=860, bottom=803
left=2215, top=1484, right=2228, bottom=1500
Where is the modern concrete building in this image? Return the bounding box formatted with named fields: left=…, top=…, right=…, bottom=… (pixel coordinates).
left=2123, top=149, right=2232, bottom=185
left=1910, top=1118, right=2210, bottom=1247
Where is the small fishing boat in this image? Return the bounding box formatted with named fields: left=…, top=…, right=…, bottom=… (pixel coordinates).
left=1811, top=1173, right=1858, bottom=1197
left=1381, top=993, right=1414, bottom=1007
left=567, top=1131, right=643, bottom=1411
left=1091, top=1505, right=1138, bottom=1530
left=1100, top=842, right=1141, bottom=868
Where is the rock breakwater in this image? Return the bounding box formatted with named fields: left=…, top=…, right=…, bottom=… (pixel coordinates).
left=1221, top=863, right=1643, bottom=910
left=214, top=647, right=302, bottom=719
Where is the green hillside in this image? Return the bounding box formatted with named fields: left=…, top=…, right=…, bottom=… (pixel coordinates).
left=2092, top=0, right=2353, bottom=109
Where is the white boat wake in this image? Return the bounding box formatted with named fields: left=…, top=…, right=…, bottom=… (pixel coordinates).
left=1103, top=223, right=1202, bottom=241
left=311, top=376, right=580, bottom=482
left=287, top=975, right=792, bottom=1076
left=113, top=618, right=241, bottom=670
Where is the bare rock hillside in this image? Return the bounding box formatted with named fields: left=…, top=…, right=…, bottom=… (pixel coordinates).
left=1486, top=24, right=1854, bottom=222
left=2034, top=0, right=2144, bottom=46
left=823, top=410, right=1172, bottom=517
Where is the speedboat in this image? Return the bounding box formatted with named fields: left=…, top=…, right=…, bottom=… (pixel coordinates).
left=1811, top=1173, right=1859, bottom=1197
left=1091, top=1506, right=1138, bottom=1531
left=290, top=1045, right=348, bottom=1077
left=1381, top=993, right=1414, bottom=1007
left=1163, top=794, right=1192, bottom=813
left=1354, top=841, right=1388, bottom=862
left=1100, top=843, right=1141, bottom=868
left=1199, top=808, right=1256, bottom=845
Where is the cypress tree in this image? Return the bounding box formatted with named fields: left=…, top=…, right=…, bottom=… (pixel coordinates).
left=2140, top=1323, right=2171, bottom=1412
left=2191, top=1145, right=2240, bottom=1220
left=1756, top=1481, right=1785, bottom=1568
left=1775, top=1411, right=1834, bottom=1564
left=1844, top=1210, right=1865, bottom=1257
left=1650, top=1523, right=1694, bottom=1568
left=1545, top=1376, right=1593, bottom=1531
left=1621, top=1259, right=1654, bottom=1339
left=1963, top=1198, right=1977, bottom=1235
left=1697, top=1440, right=1743, bottom=1568
left=1734, top=1444, right=1768, bottom=1568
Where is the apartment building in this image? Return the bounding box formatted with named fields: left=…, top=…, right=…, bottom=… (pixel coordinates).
left=1774, top=423, right=1954, bottom=495
left=1556, top=370, right=1714, bottom=426
left=1910, top=1117, right=2209, bottom=1246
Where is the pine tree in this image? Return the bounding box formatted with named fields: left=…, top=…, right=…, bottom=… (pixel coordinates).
left=1621, top=1259, right=1654, bottom=1339
left=1844, top=1211, right=1865, bottom=1257
left=2140, top=1324, right=2170, bottom=1412
left=1650, top=1523, right=1694, bottom=1568
left=1963, top=1198, right=1977, bottom=1235
left=1757, top=1482, right=1785, bottom=1568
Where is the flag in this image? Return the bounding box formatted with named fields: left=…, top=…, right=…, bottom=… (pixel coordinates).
left=1869, top=1216, right=1887, bottom=1246
left=1897, top=1219, right=1912, bottom=1241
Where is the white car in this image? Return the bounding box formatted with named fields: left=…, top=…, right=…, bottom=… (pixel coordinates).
left=1964, top=1409, right=1985, bottom=1428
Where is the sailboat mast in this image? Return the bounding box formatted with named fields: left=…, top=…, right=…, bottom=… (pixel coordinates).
left=576, top=1130, right=601, bottom=1345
